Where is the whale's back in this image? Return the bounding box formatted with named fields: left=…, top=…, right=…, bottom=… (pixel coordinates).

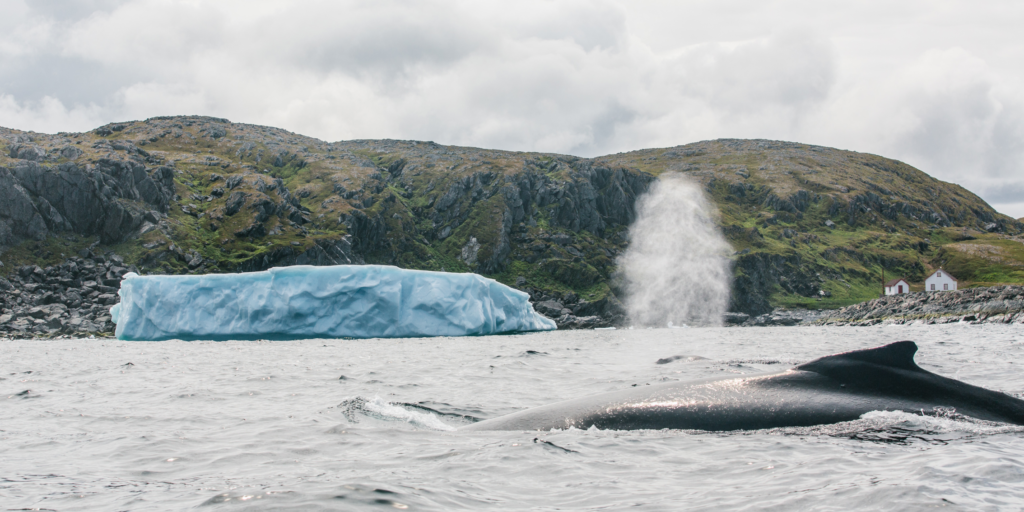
left=463, top=341, right=1024, bottom=431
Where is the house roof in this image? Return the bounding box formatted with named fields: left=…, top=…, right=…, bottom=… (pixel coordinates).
left=927, top=269, right=958, bottom=281
left=885, top=278, right=908, bottom=287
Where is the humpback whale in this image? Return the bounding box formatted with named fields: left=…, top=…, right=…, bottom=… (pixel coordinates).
left=463, top=341, right=1024, bottom=431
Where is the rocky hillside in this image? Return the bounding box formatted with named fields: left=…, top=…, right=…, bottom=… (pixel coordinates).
left=1, top=116, right=1022, bottom=329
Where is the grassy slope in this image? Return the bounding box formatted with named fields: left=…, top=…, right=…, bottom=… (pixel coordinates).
left=1, top=118, right=1021, bottom=311
left=597, top=140, right=1024, bottom=307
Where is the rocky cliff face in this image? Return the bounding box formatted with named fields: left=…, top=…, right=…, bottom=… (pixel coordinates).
left=5, top=159, right=174, bottom=244
left=1, top=117, right=1021, bottom=332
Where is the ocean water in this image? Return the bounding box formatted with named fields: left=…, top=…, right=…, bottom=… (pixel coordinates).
left=2, top=324, right=1024, bottom=511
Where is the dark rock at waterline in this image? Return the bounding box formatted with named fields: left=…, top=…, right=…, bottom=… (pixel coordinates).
left=723, top=312, right=749, bottom=325
left=526, top=292, right=624, bottom=330
left=534, top=300, right=570, bottom=319
left=554, top=314, right=607, bottom=329
left=0, top=252, right=132, bottom=337
left=723, top=308, right=830, bottom=327
left=816, top=285, right=1024, bottom=326
left=758, top=315, right=799, bottom=327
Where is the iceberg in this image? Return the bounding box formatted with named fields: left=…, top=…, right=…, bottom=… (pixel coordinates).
left=110, top=265, right=556, bottom=341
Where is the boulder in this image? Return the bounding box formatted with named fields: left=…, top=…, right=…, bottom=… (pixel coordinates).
left=9, top=143, right=47, bottom=161
left=534, top=300, right=570, bottom=319
left=555, top=314, right=605, bottom=329
left=723, top=312, right=749, bottom=325
left=59, top=146, right=84, bottom=160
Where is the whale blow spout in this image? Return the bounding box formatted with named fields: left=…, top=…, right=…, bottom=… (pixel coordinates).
left=617, top=173, right=732, bottom=328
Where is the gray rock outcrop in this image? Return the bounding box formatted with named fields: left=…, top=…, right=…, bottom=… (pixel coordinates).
left=0, top=167, right=49, bottom=242
left=0, top=250, right=131, bottom=337
left=816, top=286, right=1024, bottom=325
left=524, top=290, right=625, bottom=329
left=1, top=159, right=173, bottom=247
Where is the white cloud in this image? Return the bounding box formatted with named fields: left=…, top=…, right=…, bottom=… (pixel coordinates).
left=669, top=30, right=836, bottom=112
left=61, top=1, right=225, bottom=69
left=0, top=0, right=1022, bottom=216
left=798, top=46, right=1024, bottom=216
left=0, top=94, right=103, bottom=132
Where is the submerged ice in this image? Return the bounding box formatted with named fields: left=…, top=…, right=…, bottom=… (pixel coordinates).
left=110, top=265, right=556, bottom=341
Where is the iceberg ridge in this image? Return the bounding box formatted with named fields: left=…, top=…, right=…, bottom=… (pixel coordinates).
left=110, top=265, right=556, bottom=341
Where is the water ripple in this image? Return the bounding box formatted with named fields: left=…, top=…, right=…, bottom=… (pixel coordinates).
left=2, top=325, right=1024, bottom=510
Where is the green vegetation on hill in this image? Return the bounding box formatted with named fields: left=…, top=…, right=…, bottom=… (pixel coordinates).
left=930, top=237, right=1024, bottom=286
left=1, top=116, right=1021, bottom=317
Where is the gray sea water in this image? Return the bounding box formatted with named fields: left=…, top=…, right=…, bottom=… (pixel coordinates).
left=3, top=324, right=1024, bottom=511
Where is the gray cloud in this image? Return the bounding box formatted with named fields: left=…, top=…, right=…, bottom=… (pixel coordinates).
left=1, top=0, right=1022, bottom=216
left=674, top=30, right=836, bottom=112
left=578, top=101, right=638, bottom=154
left=983, top=183, right=1024, bottom=205
left=24, top=0, right=131, bottom=21
left=507, top=0, right=628, bottom=52
left=0, top=54, right=143, bottom=105
left=241, top=1, right=488, bottom=85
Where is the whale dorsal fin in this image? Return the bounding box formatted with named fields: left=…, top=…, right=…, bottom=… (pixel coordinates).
left=796, top=341, right=923, bottom=373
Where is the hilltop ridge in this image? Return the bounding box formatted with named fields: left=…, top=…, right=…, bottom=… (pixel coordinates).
left=1, top=116, right=1022, bottom=329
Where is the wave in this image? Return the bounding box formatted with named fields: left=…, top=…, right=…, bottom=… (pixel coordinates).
left=338, top=396, right=460, bottom=431
left=754, top=409, right=1024, bottom=444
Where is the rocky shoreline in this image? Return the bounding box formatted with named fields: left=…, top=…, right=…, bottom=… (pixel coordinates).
left=0, top=257, right=623, bottom=338
left=3, top=253, right=1023, bottom=338
left=815, top=285, right=1024, bottom=326
left=723, top=308, right=830, bottom=327
left=0, top=249, right=132, bottom=337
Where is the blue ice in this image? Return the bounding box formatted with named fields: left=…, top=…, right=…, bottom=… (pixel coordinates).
left=110, top=265, right=556, bottom=341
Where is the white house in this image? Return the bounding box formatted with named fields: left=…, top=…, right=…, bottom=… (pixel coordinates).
left=926, top=269, right=958, bottom=292
left=884, top=277, right=910, bottom=295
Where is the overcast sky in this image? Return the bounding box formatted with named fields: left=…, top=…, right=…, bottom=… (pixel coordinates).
left=2, top=0, right=1022, bottom=217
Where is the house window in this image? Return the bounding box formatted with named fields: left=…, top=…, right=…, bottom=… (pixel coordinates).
left=898, top=285, right=903, bottom=293
left=944, top=284, right=948, bottom=290
left=931, top=284, right=935, bottom=291
left=937, top=272, right=942, bottom=277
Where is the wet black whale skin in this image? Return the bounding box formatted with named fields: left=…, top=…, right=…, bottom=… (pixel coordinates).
left=463, top=341, right=1024, bottom=431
